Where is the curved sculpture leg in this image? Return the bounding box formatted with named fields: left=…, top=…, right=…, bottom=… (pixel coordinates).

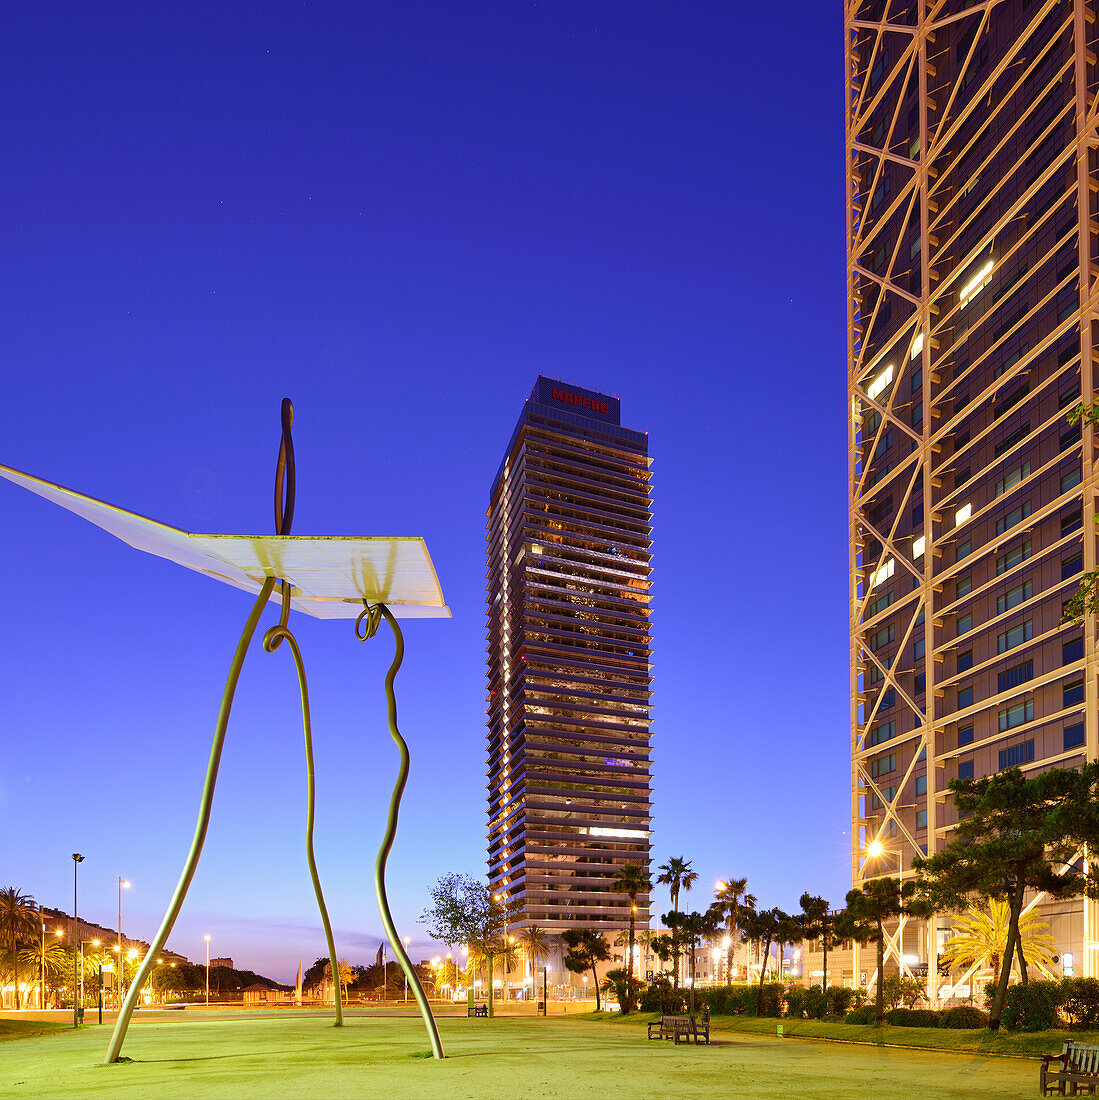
left=358, top=603, right=445, bottom=1059
left=104, top=577, right=276, bottom=1065
left=264, top=616, right=343, bottom=1027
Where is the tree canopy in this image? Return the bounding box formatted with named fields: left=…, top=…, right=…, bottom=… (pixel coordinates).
left=913, top=763, right=1099, bottom=1029
left=562, top=929, right=610, bottom=1011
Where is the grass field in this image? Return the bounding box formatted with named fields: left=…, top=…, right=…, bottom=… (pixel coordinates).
left=0, top=1009, right=1039, bottom=1099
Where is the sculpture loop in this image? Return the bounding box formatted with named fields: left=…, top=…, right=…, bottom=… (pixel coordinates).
left=360, top=602, right=445, bottom=1059
left=274, top=396, right=295, bottom=536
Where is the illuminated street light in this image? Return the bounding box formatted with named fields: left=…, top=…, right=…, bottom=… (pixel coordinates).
left=71, top=853, right=84, bottom=1029
left=118, top=877, right=131, bottom=1003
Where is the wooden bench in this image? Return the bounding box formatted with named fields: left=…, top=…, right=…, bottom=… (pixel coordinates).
left=1041, top=1041, right=1099, bottom=1095
left=467, top=1003, right=487, bottom=1018
left=646, top=1014, right=709, bottom=1044
left=648, top=1014, right=689, bottom=1040
left=675, top=1015, right=710, bottom=1045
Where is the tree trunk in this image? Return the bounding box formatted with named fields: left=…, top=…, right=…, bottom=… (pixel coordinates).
left=627, top=901, right=637, bottom=1013
left=822, top=932, right=829, bottom=998
left=1014, top=927, right=1029, bottom=985
left=875, top=921, right=884, bottom=1025
left=10, top=929, right=19, bottom=1011
left=486, top=953, right=494, bottom=1019
left=755, top=935, right=773, bottom=1016
left=988, top=887, right=1024, bottom=1032
left=591, top=959, right=601, bottom=1011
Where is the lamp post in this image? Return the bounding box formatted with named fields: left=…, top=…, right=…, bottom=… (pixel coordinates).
left=403, top=936, right=411, bottom=1003
left=495, top=893, right=507, bottom=1004
left=204, top=935, right=211, bottom=1007
left=71, top=853, right=84, bottom=1028
left=117, top=877, right=130, bottom=1003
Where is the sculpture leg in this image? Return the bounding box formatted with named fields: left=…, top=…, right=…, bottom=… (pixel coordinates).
left=264, top=620, right=343, bottom=1026
left=104, top=578, right=276, bottom=1065
left=359, top=603, right=445, bottom=1059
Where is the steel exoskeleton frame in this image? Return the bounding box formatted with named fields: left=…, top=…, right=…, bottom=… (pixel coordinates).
left=104, top=400, right=443, bottom=1063
left=846, top=0, right=1099, bottom=996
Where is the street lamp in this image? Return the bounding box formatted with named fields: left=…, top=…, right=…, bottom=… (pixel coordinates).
left=71, top=853, right=84, bottom=1028
left=204, top=935, right=211, bottom=1006
left=403, top=936, right=411, bottom=1003
left=495, top=893, right=507, bottom=1002
left=118, top=878, right=130, bottom=1002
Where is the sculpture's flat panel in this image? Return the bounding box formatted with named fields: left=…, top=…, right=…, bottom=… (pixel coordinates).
left=0, top=464, right=450, bottom=618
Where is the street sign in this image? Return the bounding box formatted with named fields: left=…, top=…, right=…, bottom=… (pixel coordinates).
left=645, top=970, right=653, bottom=981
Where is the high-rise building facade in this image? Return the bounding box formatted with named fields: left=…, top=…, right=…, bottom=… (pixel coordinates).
left=485, top=378, right=653, bottom=933
left=847, top=0, right=1099, bottom=986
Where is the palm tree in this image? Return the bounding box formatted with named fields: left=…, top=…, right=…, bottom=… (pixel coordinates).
left=610, top=862, right=651, bottom=1007
left=516, top=925, right=552, bottom=991
left=0, top=888, right=38, bottom=1009
left=656, top=858, right=697, bottom=988
left=711, top=877, right=756, bottom=984
left=940, top=900, right=1056, bottom=985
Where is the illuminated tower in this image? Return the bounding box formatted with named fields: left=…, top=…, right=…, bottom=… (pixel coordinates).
left=485, top=377, right=653, bottom=932
left=847, top=0, right=1099, bottom=989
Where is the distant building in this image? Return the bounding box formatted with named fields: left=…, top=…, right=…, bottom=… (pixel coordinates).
left=485, top=377, right=653, bottom=933
left=209, top=957, right=233, bottom=969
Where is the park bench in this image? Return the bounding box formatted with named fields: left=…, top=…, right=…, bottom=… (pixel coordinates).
left=648, top=1014, right=689, bottom=1040
left=468, top=1003, right=488, bottom=1018
left=1041, top=1041, right=1099, bottom=1095
left=647, top=1014, right=708, bottom=1044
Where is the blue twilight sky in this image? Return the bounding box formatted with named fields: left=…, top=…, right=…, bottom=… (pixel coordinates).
left=2, top=2, right=847, bottom=982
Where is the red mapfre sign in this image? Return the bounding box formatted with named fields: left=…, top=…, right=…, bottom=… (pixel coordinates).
left=551, top=388, right=609, bottom=415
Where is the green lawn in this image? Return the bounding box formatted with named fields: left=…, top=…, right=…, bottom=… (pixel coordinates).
left=0, top=1010, right=1039, bottom=1099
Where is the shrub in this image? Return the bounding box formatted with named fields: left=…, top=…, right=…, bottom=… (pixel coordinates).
left=828, top=986, right=856, bottom=1020
left=751, top=982, right=785, bottom=1018
left=939, top=1006, right=988, bottom=1030
left=998, top=981, right=1062, bottom=1032
left=802, top=985, right=825, bottom=1020
left=1061, top=977, right=1099, bottom=1030
left=845, top=1006, right=876, bottom=1025
left=850, top=988, right=867, bottom=1009
left=884, top=1007, right=940, bottom=1027
left=639, top=976, right=685, bottom=1015
left=783, top=985, right=807, bottom=1018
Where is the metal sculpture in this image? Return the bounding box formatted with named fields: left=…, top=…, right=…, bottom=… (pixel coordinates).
left=0, top=399, right=446, bottom=1062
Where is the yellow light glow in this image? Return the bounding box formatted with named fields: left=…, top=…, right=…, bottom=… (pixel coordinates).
left=955, top=503, right=971, bottom=526
left=120, top=879, right=131, bottom=889
left=910, top=332, right=924, bottom=360
left=959, top=259, right=995, bottom=307
left=866, top=839, right=885, bottom=858
left=716, top=880, right=726, bottom=891
left=870, top=558, right=894, bottom=589
left=866, top=364, right=894, bottom=402
left=92, top=939, right=100, bottom=947
left=913, top=535, right=925, bottom=558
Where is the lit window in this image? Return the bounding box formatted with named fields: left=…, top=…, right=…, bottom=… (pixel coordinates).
left=910, top=332, right=924, bottom=359
left=913, top=535, right=926, bottom=557
left=959, top=258, right=995, bottom=308
left=871, top=558, right=895, bottom=589
left=955, top=504, right=971, bottom=526
left=867, top=364, right=895, bottom=402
